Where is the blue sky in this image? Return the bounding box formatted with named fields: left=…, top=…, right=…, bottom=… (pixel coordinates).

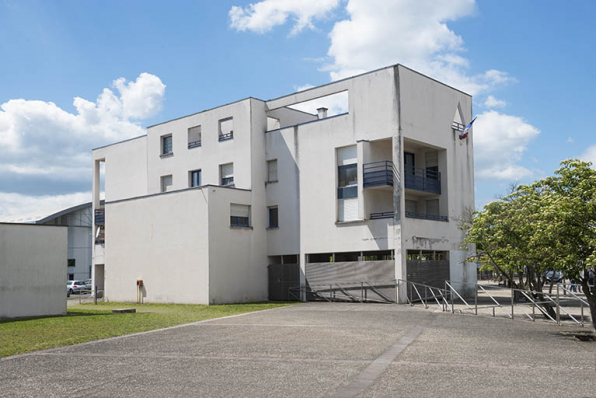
left=0, top=0, right=594, bottom=216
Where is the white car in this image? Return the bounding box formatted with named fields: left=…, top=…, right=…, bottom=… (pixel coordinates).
left=67, top=280, right=88, bottom=295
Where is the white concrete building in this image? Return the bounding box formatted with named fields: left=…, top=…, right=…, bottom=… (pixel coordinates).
left=92, top=64, right=476, bottom=304
left=0, top=223, right=67, bottom=318
left=1, top=203, right=93, bottom=281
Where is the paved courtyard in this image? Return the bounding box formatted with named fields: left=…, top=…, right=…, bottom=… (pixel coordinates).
left=1, top=303, right=595, bottom=397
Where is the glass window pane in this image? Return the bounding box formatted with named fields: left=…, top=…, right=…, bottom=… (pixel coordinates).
left=269, top=207, right=278, bottom=228
left=338, top=164, right=357, bottom=187
left=162, top=136, right=172, bottom=154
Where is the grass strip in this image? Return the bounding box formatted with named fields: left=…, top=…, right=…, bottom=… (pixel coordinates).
left=0, top=301, right=296, bottom=357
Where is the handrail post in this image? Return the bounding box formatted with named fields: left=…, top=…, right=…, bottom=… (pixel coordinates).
left=450, top=283, right=454, bottom=314
left=532, top=300, right=535, bottom=321
left=556, top=284, right=560, bottom=325
left=424, top=286, right=428, bottom=308
left=580, top=298, right=584, bottom=326
left=474, top=284, right=478, bottom=315
left=409, top=282, right=413, bottom=306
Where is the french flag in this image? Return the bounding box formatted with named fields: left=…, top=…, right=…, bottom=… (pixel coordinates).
left=460, top=117, right=476, bottom=140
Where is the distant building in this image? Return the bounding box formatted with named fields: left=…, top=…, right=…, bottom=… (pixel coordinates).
left=0, top=203, right=92, bottom=281
left=0, top=223, right=67, bottom=318
left=92, top=64, right=476, bottom=304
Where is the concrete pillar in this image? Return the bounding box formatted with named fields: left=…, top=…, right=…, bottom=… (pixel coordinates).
left=356, top=140, right=370, bottom=220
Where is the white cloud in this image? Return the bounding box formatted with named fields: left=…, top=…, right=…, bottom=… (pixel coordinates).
left=229, top=0, right=340, bottom=35
left=580, top=145, right=596, bottom=165
left=230, top=0, right=513, bottom=96
left=474, top=110, right=540, bottom=180
left=0, top=191, right=91, bottom=219
left=0, top=73, right=165, bottom=217
left=484, top=95, right=506, bottom=108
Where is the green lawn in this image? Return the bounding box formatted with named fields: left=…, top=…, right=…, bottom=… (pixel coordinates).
left=0, top=301, right=296, bottom=358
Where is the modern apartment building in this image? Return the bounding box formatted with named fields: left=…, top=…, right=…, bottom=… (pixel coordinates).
left=91, top=64, right=476, bottom=304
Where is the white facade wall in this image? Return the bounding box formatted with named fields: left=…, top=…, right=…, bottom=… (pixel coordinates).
left=0, top=224, right=67, bottom=318
left=91, top=64, right=476, bottom=304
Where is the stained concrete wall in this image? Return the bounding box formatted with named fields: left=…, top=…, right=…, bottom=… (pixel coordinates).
left=0, top=223, right=67, bottom=318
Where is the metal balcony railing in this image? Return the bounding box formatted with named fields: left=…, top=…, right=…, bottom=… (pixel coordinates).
left=404, top=165, right=441, bottom=194
left=222, top=177, right=234, bottom=186
left=405, top=211, right=448, bottom=222
left=94, top=208, right=105, bottom=225
left=188, top=140, right=201, bottom=149
left=219, top=131, right=233, bottom=141
left=370, top=211, right=394, bottom=220
left=363, top=161, right=396, bottom=188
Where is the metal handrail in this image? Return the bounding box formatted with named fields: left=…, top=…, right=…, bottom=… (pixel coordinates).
left=188, top=140, right=202, bottom=148
left=363, top=161, right=394, bottom=188
left=405, top=211, right=448, bottom=222
left=370, top=211, right=393, bottom=220
left=219, top=132, right=233, bottom=141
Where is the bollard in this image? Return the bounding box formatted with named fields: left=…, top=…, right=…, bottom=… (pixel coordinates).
left=474, top=285, right=478, bottom=315
left=511, top=287, right=514, bottom=320
left=94, top=285, right=98, bottom=305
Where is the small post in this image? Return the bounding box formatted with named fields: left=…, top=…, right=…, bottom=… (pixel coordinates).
left=511, top=287, right=514, bottom=320
left=474, top=284, right=478, bottom=315
left=424, top=286, right=428, bottom=309
left=492, top=306, right=495, bottom=317
left=395, top=281, right=398, bottom=304
left=409, top=283, right=413, bottom=306
left=94, top=285, right=98, bottom=305
left=451, top=284, right=454, bottom=314
left=556, top=284, right=560, bottom=325
left=532, top=301, right=535, bottom=321
left=361, top=282, right=364, bottom=301
left=580, top=299, right=584, bottom=326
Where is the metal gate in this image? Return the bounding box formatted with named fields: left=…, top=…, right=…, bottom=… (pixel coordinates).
left=268, top=262, right=300, bottom=301
left=406, top=259, right=449, bottom=289
left=304, top=260, right=396, bottom=303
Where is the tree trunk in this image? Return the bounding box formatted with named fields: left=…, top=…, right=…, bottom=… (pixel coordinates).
left=580, top=280, right=596, bottom=332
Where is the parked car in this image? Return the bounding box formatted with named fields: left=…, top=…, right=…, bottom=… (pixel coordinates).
left=545, top=271, right=563, bottom=283
left=84, top=279, right=93, bottom=289
left=67, top=280, right=88, bottom=295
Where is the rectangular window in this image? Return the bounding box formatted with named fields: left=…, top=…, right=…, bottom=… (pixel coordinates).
left=267, top=159, right=278, bottom=182
left=268, top=206, right=279, bottom=228
left=161, top=175, right=173, bottom=192
left=68, top=274, right=74, bottom=281
left=337, top=145, right=358, bottom=199
left=189, top=170, right=201, bottom=187
left=220, top=163, right=234, bottom=186
left=161, top=135, right=173, bottom=155
left=219, top=117, right=234, bottom=141
left=404, top=152, right=415, bottom=173
left=67, top=259, right=75, bottom=267
left=230, top=204, right=250, bottom=227
left=188, top=125, right=201, bottom=148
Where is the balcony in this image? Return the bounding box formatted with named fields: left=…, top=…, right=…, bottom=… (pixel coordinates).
left=219, top=131, right=233, bottom=142
left=405, top=211, right=448, bottom=222
left=404, top=166, right=441, bottom=194
left=363, top=161, right=395, bottom=188
left=94, top=208, right=105, bottom=225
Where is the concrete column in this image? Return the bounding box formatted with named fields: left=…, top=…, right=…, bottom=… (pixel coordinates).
left=393, top=134, right=407, bottom=303
left=356, top=140, right=369, bottom=220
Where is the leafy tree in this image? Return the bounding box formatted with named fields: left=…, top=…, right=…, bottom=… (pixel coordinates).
left=462, top=184, right=558, bottom=317
left=537, top=160, right=596, bottom=329
left=464, top=159, right=596, bottom=329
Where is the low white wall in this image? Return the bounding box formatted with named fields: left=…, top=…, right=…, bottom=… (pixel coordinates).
left=0, top=224, right=67, bottom=318
left=105, top=189, right=210, bottom=304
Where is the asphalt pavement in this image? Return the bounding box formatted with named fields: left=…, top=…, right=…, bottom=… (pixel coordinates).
left=1, top=302, right=594, bottom=397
